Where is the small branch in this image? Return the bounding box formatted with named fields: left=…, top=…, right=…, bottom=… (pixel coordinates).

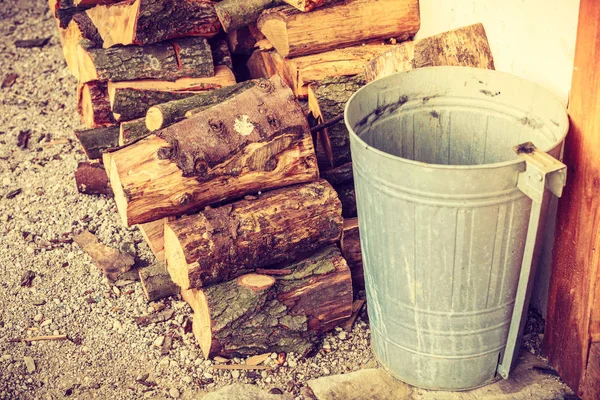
left=9, top=334, right=68, bottom=343
left=310, top=113, right=344, bottom=134
left=211, top=364, right=273, bottom=370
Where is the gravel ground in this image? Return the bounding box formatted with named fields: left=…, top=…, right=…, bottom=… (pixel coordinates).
left=0, top=2, right=375, bottom=399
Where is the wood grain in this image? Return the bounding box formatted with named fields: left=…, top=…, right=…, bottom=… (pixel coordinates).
left=544, top=0, right=600, bottom=396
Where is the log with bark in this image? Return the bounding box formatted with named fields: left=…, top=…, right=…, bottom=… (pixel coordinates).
left=308, top=75, right=366, bottom=167
left=139, top=262, right=180, bottom=302
left=259, top=44, right=392, bottom=96
left=61, top=12, right=102, bottom=78
left=210, top=39, right=234, bottom=70
left=257, top=0, right=420, bottom=58
left=321, top=162, right=353, bottom=186
left=215, top=0, right=279, bottom=33
left=78, top=37, right=214, bottom=83
left=74, top=125, right=119, bottom=160
left=138, top=218, right=170, bottom=262
left=119, top=118, right=149, bottom=146
left=364, top=23, right=495, bottom=82
left=337, top=183, right=357, bottom=219
left=247, top=50, right=270, bottom=79
left=74, top=161, right=112, bottom=196
left=112, top=90, right=199, bottom=123
left=145, top=80, right=257, bottom=132
left=85, top=0, right=221, bottom=48
left=78, top=81, right=115, bottom=128
left=281, top=0, right=328, bottom=11
left=341, top=218, right=363, bottom=290
left=104, top=76, right=318, bottom=226
left=48, top=0, right=91, bottom=28
left=74, top=230, right=134, bottom=280
left=181, top=244, right=353, bottom=358
left=165, top=179, right=342, bottom=289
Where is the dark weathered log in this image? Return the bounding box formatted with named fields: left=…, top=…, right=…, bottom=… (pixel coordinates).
left=119, top=119, right=149, bottom=146
left=226, top=26, right=259, bottom=55
left=215, top=0, right=279, bottom=33
left=74, top=230, right=134, bottom=281
left=78, top=81, right=115, bottom=128
left=139, top=262, right=180, bottom=302
left=74, top=161, right=113, bottom=196
left=78, top=37, right=214, bottom=83
left=321, top=162, right=353, bottom=186
left=257, top=0, right=420, bottom=58
left=341, top=218, right=363, bottom=290
left=48, top=0, right=92, bottom=28
left=337, top=182, right=357, bottom=219
left=165, top=180, right=342, bottom=289
left=75, top=125, right=119, bottom=160
left=85, top=0, right=221, bottom=48
left=105, top=76, right=318, bottom=226
left=247, top=50, right=270, bottom=79
left=210, top=39, right=234, bottom=70
left=364, top=23, right=495, bottom=82
left=308, top=75, right=366, bottom=167
left=112, top=89, right=198, bottom=122
left=145, top=80, right=257, bottom=132
left=181, top=245, right=353, bottom=358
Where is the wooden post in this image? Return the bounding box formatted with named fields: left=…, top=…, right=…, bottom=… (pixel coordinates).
left=544, top=0, right=600, bottom=397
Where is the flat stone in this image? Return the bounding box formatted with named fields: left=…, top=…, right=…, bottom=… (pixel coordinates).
left=307, top=369, right=412, bottom=400
left=23, top=357, right=36, bottom=374
left=169, top=387, right=180, bottom=398
left=201, top=384, right=293, bottom=400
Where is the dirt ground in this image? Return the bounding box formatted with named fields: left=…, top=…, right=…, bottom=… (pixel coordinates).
left=0, top=2, right=573, bottom=400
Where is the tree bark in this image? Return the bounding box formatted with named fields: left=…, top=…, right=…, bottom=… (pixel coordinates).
left=337, top=182, right=357, bottom=219
left=62, top=11, right=102, bottom=78
left=181, top=244, right=352, bottom=358
left=78, top=37, right=214, bottom=83
left=215, top=0, right=279, bottom=33
left=104, top=75, right=318, bottom=226
left=257, top=0, right=420, bottom=58
left=321, top=162, right=353, bottom=186
left=308, top=75, right=366, bottom=167
left=210, top=39, right=234, bottom=70
left=364, top=23, right=495, bottom=82
left=146, top=80, right=257, bottom=132
left=112, top=89, right=199, bottom=122
left=247, top=50, right=270, bottom=79
left=341, top=218, right=363, bottom=290
left=260, top=44, right=392, bottom=96
left=48, top=0, right=92, bottom=28
left=74, top=161, right=113, bottom=196
left=119, top=118, right=149, bottom=146
left=139, top=262, right=180, bottom=302
left=138, top=218, right=171, bottom=262
left=226, top=26, right=261, bottom=55
left=165, top=180, right=342, bottom=289
left=78, top=81, right=115, bottom=128
left=75, top=125, right=119, bottom=160
left=85, top=0, right=221, bottom=48
left=281, top=0, right=328, bottom=11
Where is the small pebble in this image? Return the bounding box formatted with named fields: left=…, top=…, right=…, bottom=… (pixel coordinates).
left=182, top=376, right=192, bottom=384
left=203, top=360, right=212, bottom=367
left=34, top=313, right=43, bottom=323
left=168, top=387, right=180, bottom=399
left=231, top=370, right=240, bottom=379
left=112, top=286, right=120, bottom=296
left=153, top=336, right=165, bottom=347
left=26, top=247, right=34, bottom=255
left=338, top=331, right=348, bottom=340
left=203, top=372, right=213, bottom=379
left=288, top=359, right=297, bottom=368
left=24, top=357, right=35, bottom=374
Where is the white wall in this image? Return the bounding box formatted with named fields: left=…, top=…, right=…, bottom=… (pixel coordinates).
left=415, top=0, right=580, bottom=316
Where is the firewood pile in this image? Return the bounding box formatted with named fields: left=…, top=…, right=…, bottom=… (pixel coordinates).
left=49, top=0, right=495, bottom=360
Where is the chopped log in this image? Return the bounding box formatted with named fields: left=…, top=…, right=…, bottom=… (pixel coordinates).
left=226, top=26, right=258, bottom=55
left=247, top=50, right=270, bottom=79
left=48, top=0, right=91, bottom=28
left=257, top=0, right=420, bottom=58
left=215, top=0, right=279, bottom=33
left=165, top=180, right=342, bottom=289
left=74, top=125, right=119, bottom=160
left=139, top=262, right=179, bottom=302
left=321, top=162, right=353, bottom=186
left=77, top=81, right=115, bottom=128
left=111, top=89, right=199, bottom=122
left=260, top=44, right=392, bottom=96
left=138, top=218, right=172, bottom=261
left=281, top=0, right=327, bottom=11
left=78, top=37, right=214, bottom=83
left=181, top=245, right=352, bottom=358
left=107, top=66, right=236, bottom=99
left=62, top=12, right=102, bottom=78
left=104, top=75, right=318, bottom=226
left=308, top=75, right=366, bottom=167
left=73, top=230, right=134, bottom=280
left=364, top=23, right=495, bottom=82
left=74, top=161, right=112, bottom=196
left=120, top=119, right=149, bottom=146
left=341, top=218, right=363, bottom=290
left=145, top=80, right=257, bottom=132
left=337, top=183, right=357, bottom=219
left=210, top=39, right=234, bottom=70
left=85, top=0, right=221, bottom=48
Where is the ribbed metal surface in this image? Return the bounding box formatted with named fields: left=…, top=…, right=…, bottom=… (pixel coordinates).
left=345, top=67, right=568, bottom=390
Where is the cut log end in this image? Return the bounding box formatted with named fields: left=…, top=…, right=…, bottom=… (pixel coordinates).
left=103, top=152, right=129, bottom=226
left=181, top=288, right=212, bottom=358
left=164, top=223, right=192, bottom=290
left=77, top=45, right=98, bottom=82
left=257, top=19, right=289, bottom=57
left=145, top=107, right=164, bottom=132
left=238, top=274, right=276, bottom=290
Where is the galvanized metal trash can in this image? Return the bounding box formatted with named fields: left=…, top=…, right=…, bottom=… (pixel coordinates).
left=344, top=67, right=568, bottom=390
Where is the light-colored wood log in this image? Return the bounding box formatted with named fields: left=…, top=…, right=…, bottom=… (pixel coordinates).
left=104, top=76, right=318, bottom=226
left=281, top=0, right=327, bottom=12
left=61, top=12, right=102, bottom=78
left=257, top=0, right=420, bottom=58
left=164, top=180, right=343, bottom=289
left=138, top=262, right=179, bottom=302
left=137, top=218, right=172, bottom=262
